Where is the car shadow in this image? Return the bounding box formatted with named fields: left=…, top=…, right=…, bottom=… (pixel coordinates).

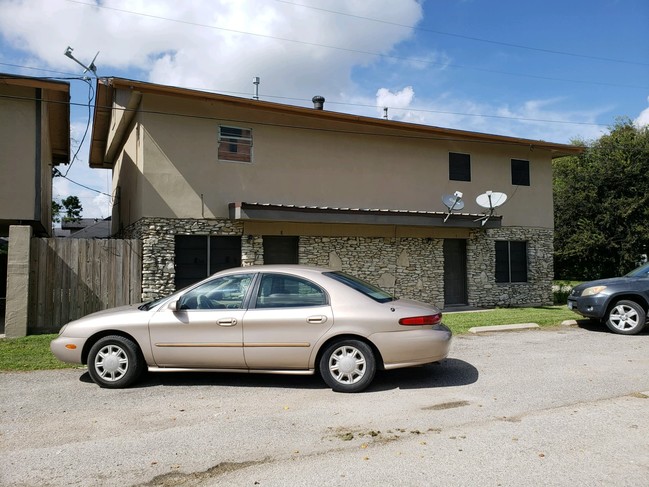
left=78, top=358, right=478, bottom=392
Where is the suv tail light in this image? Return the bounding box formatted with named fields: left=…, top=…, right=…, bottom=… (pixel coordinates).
left=399, top=313, right=442, bottom=326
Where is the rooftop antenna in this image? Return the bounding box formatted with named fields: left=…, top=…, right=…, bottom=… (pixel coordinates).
left=64, top=46, right=99, bottom=77
left=383, top=107, right=388, bottom=119
left=475, top=190, right=507, bottom=226
left=441, top=191, right=465, bottom=222
left=253, top=76, right=260, bottom=100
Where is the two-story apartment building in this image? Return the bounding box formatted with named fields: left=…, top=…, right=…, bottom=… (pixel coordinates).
left=89, top=77, right=581, bottom=308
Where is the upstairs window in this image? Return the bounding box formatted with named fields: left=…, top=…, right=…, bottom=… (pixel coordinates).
left=495, top=241, right=528, bottom=283
left=449, top=152, right=471, bottom=181
left=218, top=126, right=252, bottom=163
left=511, top=159, right=530, bottom=186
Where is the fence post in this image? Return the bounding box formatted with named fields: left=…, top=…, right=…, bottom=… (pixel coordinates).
left=5, top=225, right=32, bottom=338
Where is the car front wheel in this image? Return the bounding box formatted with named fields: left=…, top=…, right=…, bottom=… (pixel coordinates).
left=605, top=300, right=647, bottom=335
left=87, top=335, right=144, bottom=388
left=319, top=340, right=376, bottom=393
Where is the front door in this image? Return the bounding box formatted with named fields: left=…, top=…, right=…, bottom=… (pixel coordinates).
left=444, top=239, right=468, bottom=306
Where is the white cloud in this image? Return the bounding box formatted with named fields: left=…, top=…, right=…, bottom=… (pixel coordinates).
left=0, top=0, right=423, bottom=101
left=635, top=96, right=649, bottom=128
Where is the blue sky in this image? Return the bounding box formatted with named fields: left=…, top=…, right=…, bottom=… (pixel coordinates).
left=1, top=0, right=648, bottom=218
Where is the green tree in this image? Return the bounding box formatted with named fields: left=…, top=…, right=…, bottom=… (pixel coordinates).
left=52, top=196, right=83, bottom=224
left=554, top=119, right=649, bottom=280
left=51, top=200, right=63, bottom=223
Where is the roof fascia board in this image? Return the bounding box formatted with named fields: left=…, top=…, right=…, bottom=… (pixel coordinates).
left=105, top=89, right=142, bottom=164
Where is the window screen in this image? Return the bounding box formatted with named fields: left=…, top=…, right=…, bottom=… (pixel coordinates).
left=511, top=159, right=530, bottom=186
left=495, top=241, right=528, bottom=283
left=449, top=152, right=471, bottom=181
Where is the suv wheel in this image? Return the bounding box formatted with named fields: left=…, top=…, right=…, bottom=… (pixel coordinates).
left=605, top=300, right=646, bottom=335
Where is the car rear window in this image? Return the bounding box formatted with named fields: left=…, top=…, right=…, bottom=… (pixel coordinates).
left=324, top=271, right=394, bottom=303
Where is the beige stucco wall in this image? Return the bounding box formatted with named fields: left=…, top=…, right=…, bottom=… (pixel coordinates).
left=115, top=92, right=554, bottom=231
left=0, top=85, right=37, bottom=223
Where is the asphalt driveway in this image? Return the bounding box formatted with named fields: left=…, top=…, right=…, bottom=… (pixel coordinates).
left=1, top=324, right=648, bottom=486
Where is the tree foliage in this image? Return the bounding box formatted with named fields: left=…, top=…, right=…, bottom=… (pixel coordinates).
left=554, top=119, right=649, bottom=280
left=52, top=196, right=83, bottom=224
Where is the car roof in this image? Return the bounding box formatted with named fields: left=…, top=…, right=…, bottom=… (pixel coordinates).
left=216, top=264, right=334, bottom=277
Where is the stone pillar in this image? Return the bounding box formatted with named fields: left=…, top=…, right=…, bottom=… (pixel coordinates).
left=5, top=225, right=32, bottom=338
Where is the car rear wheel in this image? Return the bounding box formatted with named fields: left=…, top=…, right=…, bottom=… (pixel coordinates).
left=605, top=300, right=646, bottom=335
left=319, top=340, right=376, bottom=393
left=87, top=335, right=145, bottom=388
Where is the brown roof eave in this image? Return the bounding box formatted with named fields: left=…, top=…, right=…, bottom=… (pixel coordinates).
left=89, top=80, right=113, bottom=169
left=99, top=77, right=584, bottom=157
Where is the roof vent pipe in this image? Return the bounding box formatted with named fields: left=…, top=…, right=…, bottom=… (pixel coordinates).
left=312, top=95, right=325, bottom=110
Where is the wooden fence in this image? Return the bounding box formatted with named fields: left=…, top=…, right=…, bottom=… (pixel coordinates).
left=28, top=238, right=142, bottom=333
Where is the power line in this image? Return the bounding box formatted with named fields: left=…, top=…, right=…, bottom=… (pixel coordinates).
left=62, top=0, right=648, bottom=91
left=273, top=0, right=649, bottom=67
left=64, top=78, right=94, bottom=177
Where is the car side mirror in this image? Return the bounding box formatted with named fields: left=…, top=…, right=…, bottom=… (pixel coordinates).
left=168, top=300, right=179, bottom=312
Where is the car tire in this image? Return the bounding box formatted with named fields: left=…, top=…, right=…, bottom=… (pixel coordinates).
left=319, top=340, right=376, bottom=393
left=605, top=300, right=647, bottom=335
left=87, top=335, right=145, bottom=388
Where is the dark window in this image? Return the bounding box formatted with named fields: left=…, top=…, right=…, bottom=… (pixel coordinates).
left=511, top=159, right=530, bottom=186
left=495, top=241, right=528, bottom=283
left=255, top=274, right=327, bottom=308
left=174, top=236, right=241, bottom=289
left=218, top=126, right=252, bottom=163
left=449, top=152, right=471, bottom=181
left=263, top=236, right=299, bottom=264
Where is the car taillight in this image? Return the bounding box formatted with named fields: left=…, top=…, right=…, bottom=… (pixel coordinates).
left=399, top=313, right=442, bottom=326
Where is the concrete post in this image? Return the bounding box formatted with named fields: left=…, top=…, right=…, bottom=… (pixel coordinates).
left=5, top=225, right=32, bottom=338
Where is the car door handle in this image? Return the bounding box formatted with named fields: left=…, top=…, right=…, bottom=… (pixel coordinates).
left=217, top=318, right=237, bottom=326
left=307, top=315, right=327, bottom=324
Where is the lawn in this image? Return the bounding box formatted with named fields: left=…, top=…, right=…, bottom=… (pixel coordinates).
left=0, top=334, right=77, bottom=372
left=442, top=305, right=577, bottom=334
left=0, top=305, right=579, bottom=372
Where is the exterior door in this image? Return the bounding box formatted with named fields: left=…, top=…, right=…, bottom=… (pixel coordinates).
left=174, top=235, right=242, bottom=289
left=444, top=239, right=468, bottom=306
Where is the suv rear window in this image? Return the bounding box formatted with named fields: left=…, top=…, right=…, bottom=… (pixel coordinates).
left=324, top=271, right=394, bottom=303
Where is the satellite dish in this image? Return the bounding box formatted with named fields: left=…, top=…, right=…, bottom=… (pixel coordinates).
left=475, top=191, right=507, bottom=226
left=442, top=191, right=464, bottom=222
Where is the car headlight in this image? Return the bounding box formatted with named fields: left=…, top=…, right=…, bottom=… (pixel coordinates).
left=582, top=285, right=607, bottom=297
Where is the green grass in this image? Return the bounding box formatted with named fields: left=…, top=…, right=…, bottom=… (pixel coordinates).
left=0, top=334, right=78, bottom=371
left=1, top=306, right=579, bottom=371
left=443, top=305, right=578, bottom=334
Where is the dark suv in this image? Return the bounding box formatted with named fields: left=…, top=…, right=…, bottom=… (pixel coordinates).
left=567, top=263, right=649, bottom=335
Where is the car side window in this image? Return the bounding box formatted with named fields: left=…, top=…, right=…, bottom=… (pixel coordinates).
left=178, top=274, right=253, bottom=310
left=255, top=274, right=327, bottom=308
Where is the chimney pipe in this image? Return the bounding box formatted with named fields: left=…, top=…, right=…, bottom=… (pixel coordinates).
left=312, top=95, right=325, bottom=110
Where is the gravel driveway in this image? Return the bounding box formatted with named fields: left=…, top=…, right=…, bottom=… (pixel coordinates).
left=1, top=324, right=648, bottom=486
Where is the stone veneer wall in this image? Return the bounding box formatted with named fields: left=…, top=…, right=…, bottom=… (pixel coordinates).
left=299, top=236, right=444, bottom=306
left=124, top=217, right=552, bottom=307
left=467, top=227, right=553, bottom=307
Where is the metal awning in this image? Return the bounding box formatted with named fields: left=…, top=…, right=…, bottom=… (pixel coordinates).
left=229, top=202, right=502, bottom=228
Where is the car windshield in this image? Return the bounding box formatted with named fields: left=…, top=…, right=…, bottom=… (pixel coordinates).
left=324, top=271, right=394, bottom=303
left=625, top=262, right=649, bottom=277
